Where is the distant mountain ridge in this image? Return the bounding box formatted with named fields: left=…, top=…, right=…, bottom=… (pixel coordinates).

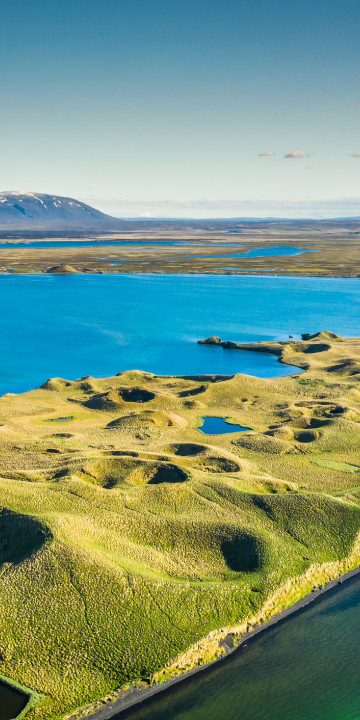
left=0, top=192, right=121, bottom=230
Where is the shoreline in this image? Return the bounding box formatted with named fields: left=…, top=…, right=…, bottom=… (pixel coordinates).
left=83, top=565, right=360, bottom=720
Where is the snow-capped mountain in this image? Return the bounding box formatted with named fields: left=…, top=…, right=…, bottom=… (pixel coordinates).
left=0, top=192, right=121, bottom=231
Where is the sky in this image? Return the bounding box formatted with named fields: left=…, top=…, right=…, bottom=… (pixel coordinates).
left=0, top=0, right=360, bottom=218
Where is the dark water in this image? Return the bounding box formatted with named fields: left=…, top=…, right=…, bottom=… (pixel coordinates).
left=1, top=274, right=360, bottom=395
left=122, top=576, right=360, bottom=720
left=0, top=681, right=28, bottom=720
left=199, top=417, right=251, bottom=434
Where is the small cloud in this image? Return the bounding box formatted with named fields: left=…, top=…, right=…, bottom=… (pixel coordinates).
left=284, top=151, right=309, bottom=159
left=258, top=151, right=276, bottom=156
left=349, top=152, right=360, bottom=157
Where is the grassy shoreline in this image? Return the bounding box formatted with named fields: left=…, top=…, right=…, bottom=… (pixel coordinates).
left=1, top=332, right=360, bottom=719
left=69, top=558, right=360, bottom=720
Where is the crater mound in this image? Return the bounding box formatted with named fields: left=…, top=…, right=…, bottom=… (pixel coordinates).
left=178, top=385, right=206, bottom=398
left=326, top=359, right=360, bottom=376
left=77, top=457, right=139, bottom=488
left=84, top=387, right=156, bottom=411
left=220, top=531, right=262, bottom=572
left=171, top=443, right=207, bottom=456
left=198, top=456, right=241, bottom=473
left=107, top=410, right=186, bottom=430
left=234, top=433, right=297, bottom=455
left=303, top=343, right=331, bottom=354
left=120, top=388, right=155, bottom=403
left=294, top=429, right=317, bottom=443
left=129, top=462, right=189, bottom=486
left=0, top=508, right=51, bottom=566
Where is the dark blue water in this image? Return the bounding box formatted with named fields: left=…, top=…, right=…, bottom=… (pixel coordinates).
left=121, top=576, right=360, bottom=720
left=1, top=274, right=360, bottom=395
left=199, top=417, right=251, bottom=434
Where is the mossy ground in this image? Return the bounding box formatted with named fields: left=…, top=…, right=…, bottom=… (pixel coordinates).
left=0, top=333, right=360, bottom=718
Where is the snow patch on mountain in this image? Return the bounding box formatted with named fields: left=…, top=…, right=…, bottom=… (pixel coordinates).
left=0, top=192, right=121, bottom=230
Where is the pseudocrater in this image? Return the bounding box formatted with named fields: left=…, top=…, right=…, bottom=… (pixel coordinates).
left=0, top=507, right=51, bottom=567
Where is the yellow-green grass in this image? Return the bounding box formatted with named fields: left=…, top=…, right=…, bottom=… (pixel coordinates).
left=0, top=333, right=360, bottom=718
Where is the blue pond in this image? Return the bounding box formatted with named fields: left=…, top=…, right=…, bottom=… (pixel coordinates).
left=199, top=417, right=250, bottom=434
left=51, top=416, right=73, bottom=422
left=1, top=274, right=360, bottom=395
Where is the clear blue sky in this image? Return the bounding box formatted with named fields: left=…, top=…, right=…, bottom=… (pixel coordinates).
left=1, top=0, right=360, bottom=217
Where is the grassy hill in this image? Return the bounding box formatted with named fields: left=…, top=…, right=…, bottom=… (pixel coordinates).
left=1, top=333, right=360, bottom=718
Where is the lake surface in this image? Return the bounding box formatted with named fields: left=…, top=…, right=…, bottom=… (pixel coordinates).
left=121, top=575, right=360, bottom=720
left=0, top=240, right=243, bottom=250
left=198, top=246, right=309, bottom=259
left=199, top=417, right=251, bottom=434
left=1, top=274, right=360, bottom=395
left=0, top=681, right=28, bottom=720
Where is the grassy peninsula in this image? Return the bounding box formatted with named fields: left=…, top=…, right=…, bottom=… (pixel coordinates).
left=1, top=332, right=360, bottom=718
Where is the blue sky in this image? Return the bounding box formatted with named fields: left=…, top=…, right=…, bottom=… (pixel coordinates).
left=1, top=0, right=360, bottom=217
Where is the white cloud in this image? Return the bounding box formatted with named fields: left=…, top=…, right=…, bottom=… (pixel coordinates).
left=258, top=151, right=276, bottom=157
left=284, top=151, right=309, bottom=159
left=349, top=152, right=360, bottom=157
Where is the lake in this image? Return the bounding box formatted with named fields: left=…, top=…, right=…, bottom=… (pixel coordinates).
left=197, top=246, right=309, bottom=258
left=1, top=274, right=360, bottom=395
left=119, top=575, right=360, bottom=720
left=0, top=240, right=243, bottom=249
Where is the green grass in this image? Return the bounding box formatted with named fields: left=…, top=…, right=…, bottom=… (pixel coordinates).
left=0, top=334, right=360, bottom=718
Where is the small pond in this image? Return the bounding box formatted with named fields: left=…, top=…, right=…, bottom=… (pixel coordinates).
left=51, top=416, right=73, bottom=422
left=0, top=680, right=29, bottom=720
left=198, top=417, right=251, bottom=435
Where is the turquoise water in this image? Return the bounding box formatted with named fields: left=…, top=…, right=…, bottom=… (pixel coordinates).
left=199, top=417, right=251, bottom=434
left=198, top=246, right=309, bottom=258
left=1, top=274, right=360, bottom=395
left=121, top=576, right=360, bottom=720
left=0, top=240, right=242, bottom=249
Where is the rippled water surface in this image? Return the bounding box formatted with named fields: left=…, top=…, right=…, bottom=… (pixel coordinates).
left=0, top=274, right=360, bottom=394
left=122, top=576, right=360, bottom=720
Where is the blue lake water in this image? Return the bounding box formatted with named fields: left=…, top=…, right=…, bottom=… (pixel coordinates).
left=97, top=246, right=309, bottom=262
left=1, top=274, right=360, bottom=395
left=198, top=246, right=309, bottom=259
left=121, top=575, right=360, bottom=720
left=0, top=240, right=243, bottom=250
left=199, top=417, right=251, bottom=434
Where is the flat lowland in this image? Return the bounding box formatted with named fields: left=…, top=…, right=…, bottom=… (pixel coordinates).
left=1, top=332, right=360, bottom=718
left=1, top=219, right=360, bottom=276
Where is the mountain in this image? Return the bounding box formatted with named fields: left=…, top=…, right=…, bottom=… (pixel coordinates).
left=0, top=192, right=122, bottom=231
